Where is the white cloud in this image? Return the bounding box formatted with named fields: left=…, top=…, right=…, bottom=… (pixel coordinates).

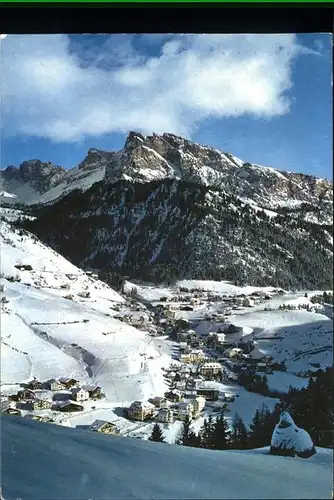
left=1, top=34, right=318, bottom=143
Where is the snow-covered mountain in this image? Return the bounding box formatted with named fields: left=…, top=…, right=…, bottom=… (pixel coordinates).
left=1, top=132, right=332, bottom=214
left=0, top=160, right=68, bottom=204
left=2, top=416, right=332, bottom=500
left=2, top=132, right=332, bottom=288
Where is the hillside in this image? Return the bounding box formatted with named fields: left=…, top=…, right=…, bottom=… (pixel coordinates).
left=24, top=178, right=333, bottom=289
left=0, top=220, right=170, bottom=402
left=2, top=416, right=332, bottom=500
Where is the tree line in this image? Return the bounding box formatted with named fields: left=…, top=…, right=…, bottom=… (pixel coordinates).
left=149, top=367, right=333, bottom=450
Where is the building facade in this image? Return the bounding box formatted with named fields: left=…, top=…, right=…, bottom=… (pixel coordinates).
left=127, top=401, right=155, bottom=421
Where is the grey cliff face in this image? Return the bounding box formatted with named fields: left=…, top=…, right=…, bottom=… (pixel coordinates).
left=1, top=160, right=67, bottom=195
left=1, top=131, right=332, bottom=221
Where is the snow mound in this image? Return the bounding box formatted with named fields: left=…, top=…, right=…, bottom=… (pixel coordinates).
left=2, top=416, right=332, bottom=500
left=270, top=411, right=316, bottom=458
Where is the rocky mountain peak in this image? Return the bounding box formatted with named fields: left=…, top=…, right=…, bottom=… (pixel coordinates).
left=1, top=160, right=67, bottom=195
left=124, top=131, right=146, bottom=150
left=2, top=131, right=333, bottom=213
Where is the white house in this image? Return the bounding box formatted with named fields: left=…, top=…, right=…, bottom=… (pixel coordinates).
left=148, top=397, right=170, bottom=409
left=177, top=402, right=193, bottom=421
left=70, top=387, right=90, bottom=402
left=156, top=408, right=174, bottom=423
left=242, top=297, right=254, bottom=307
left=199, top=362, right=222, bottom=378
left=127, top=400, right=155, bottom=421
left=189, top=396, right=206, bottom=415
left=47, top=379, right=64, bottom=391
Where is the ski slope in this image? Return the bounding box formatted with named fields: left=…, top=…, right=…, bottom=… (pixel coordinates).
left=0, top=221, right=171, bottom=403
left=2, top=416, right=332, bottom=500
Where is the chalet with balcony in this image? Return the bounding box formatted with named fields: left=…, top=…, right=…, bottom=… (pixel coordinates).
left=58, top=401, right=84, bottom=412
left=177, top=402, right=193, bottom=421
left=82, top=385, right=102, bottom=399
left=196, top=386, right=220, bottom=401
left=164, top=389, right=183, bottom=403
left=26, top=378, right=43, bottom=391
left=180, top=349, right=207, bottom=364
left=148, top=397, right=170, bottom=409
left=156, top=408, right=174, bottom=424
left=46, top=379, right=64, bottom=391
left=127, top=401, right=155, bottom=421
left=17, top=388, right=36, bottom=401
left=88, top=420, right=119, bottom=434
left=58, top=377, right=79, bottom=389
left=18, top=398, right=52, bottom=411
left=71, top=387, right=90, bottom=402
left=199, top=362, right=222, bottom=379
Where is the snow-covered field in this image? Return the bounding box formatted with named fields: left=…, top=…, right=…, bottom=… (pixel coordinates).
left=264, top=372, right=309, bottom=392
left=2, top=416, right=332, bottom=500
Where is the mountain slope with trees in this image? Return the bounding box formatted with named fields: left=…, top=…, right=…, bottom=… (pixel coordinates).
left=22, top=177, right=333, bottom=289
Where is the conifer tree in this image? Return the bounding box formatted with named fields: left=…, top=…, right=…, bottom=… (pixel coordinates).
left=230, top=413, right=250, bottom=449
left=212, top=413, right=230, bottom=450
left=149, top=423, right=165, bottom=443
left=177, top=415, right=199, bottom=447
left=200, top=415, right=215, bottom=449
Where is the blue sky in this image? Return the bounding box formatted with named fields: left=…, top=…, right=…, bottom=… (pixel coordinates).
left=1, top=34, right=332, bottom=179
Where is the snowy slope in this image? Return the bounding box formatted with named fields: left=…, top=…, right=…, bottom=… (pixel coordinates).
left=176, top=279, right=276, bottom=296
left=0, top=221, right=171, bottom=402
left=0, top=190, right=17, bottom=198
left=226, top=308, right=332, bottom=373
left=2, top=416, right=332, bottom=500
left=37, top=161, right=106, bottom=205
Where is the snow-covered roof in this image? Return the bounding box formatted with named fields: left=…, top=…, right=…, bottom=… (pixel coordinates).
left=82, top=385, right=100, bottom=392
left=129, top=400, right=155, bottom=411
left=200, top=362, right=222, bottom=369
left=71, top=387, right=87, bottom=394
left=197, top=381, right=221, bottom=391
left=59, top=377, right=77, bottom=384
left=47, top=378, right=61, bottom=384
left=88, top=420, right=114, bottom=432
left=169, top=389, right=182, bottom=396
left=58, top=400, right=83, bottom=408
